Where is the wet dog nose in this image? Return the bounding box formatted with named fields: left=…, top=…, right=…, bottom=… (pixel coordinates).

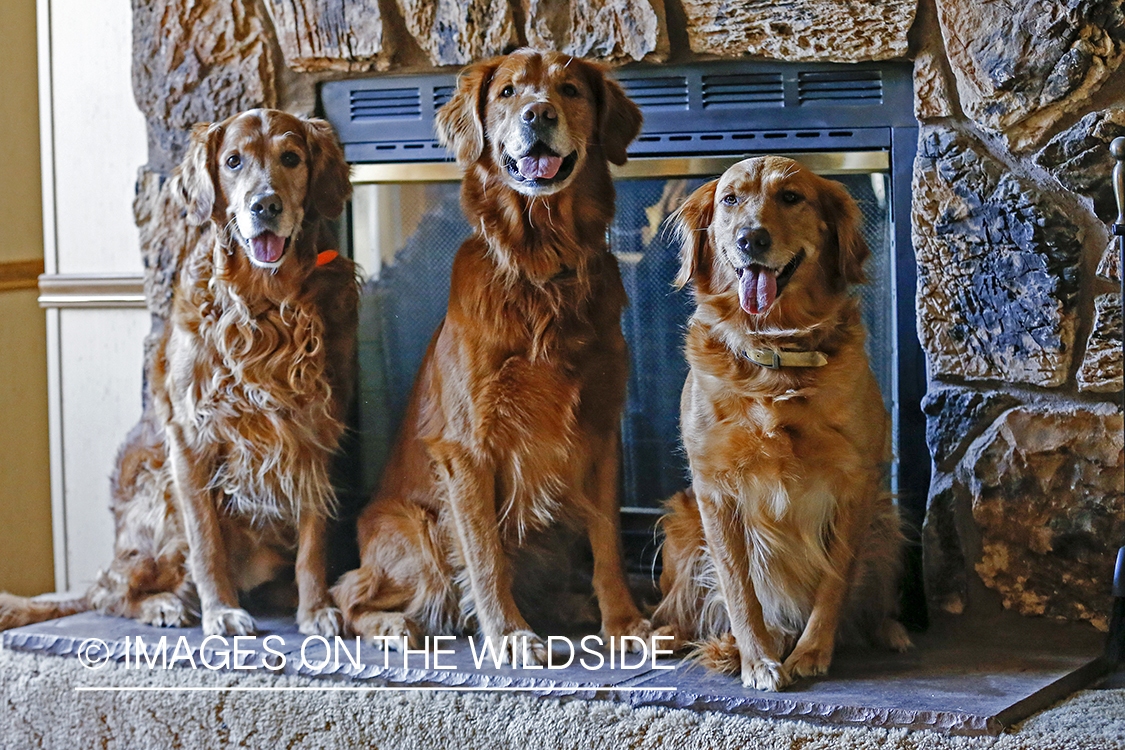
left=521, top=102, right=557, bottom=127
left=250, top=192, right=283, bottom=219
left=736, top=226, right=772, bottom=255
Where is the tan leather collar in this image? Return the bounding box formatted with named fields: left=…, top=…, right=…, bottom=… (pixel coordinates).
left=744, top=347, right=828, bottom=369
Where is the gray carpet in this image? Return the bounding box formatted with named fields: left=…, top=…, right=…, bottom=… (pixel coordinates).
left=2, top=646, right=1123, bottom=749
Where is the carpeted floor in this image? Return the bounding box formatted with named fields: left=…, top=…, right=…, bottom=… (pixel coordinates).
left=2, top=647, right=1123, bottom=749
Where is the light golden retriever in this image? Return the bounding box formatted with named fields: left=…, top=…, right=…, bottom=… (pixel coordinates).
left=331, top=49, right=650, bottom=664
left=653, top=156, right=911, bottom=690
left=0, top=110, right=358, bottom=637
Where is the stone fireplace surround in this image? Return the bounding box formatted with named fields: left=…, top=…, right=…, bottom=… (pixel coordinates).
left=128, top=0, right=1124, bottom=637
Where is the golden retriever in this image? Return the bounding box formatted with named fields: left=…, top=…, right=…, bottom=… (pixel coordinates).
left=331, top=49, right=649, bottom=664
left=652, top=156, right=911, bottom=690
left=0, top=110, right=358, bottom=637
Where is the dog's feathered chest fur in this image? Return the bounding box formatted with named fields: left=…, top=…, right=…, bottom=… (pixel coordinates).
left=156, top=245, right=342, bottom=524
left=413, top=166, right=629, bottom=540
left=425, top=234, right=627, bottom=541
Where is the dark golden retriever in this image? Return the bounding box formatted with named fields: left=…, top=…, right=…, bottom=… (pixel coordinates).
left=331, top=49, right=649, bottom=664
left=653, top=156, right=911, bottom=690
left=0, top=110, right=358, bottom=637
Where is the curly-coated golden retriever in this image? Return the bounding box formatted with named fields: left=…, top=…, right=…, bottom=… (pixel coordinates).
left=0, top=110, right=358, bottom=637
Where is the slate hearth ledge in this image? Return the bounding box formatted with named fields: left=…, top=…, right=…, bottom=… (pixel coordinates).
left=1, top=610, right=1107, bottom=737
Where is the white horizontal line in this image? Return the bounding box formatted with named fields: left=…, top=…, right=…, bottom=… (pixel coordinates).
left=76, top=686, right=676, bottom=693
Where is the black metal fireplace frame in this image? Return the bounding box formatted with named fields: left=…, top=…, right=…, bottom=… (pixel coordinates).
left=320, top=59, right=928, bottom=623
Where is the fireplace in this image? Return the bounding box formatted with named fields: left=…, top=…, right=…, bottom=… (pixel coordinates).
left=322, top=59, right=926, bottom=615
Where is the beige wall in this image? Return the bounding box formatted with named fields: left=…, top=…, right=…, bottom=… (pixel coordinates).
left=0, top=0, right=53, bottom=595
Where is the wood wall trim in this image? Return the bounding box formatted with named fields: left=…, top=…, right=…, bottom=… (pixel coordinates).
left=37, top=272, right=146, bottom=308
left=0, top=259, right=46, bottom=292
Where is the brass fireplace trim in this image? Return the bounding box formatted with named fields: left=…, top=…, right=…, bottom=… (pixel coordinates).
left=38, top=273, right=146, bottom=308
left=351, top=151, right=890, bottom=184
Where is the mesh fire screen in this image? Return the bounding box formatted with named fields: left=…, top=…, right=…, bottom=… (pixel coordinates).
left=348, top=166, right=893, bottom=568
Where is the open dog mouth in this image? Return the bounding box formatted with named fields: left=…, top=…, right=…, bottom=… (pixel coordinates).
left=502, top=143, right=579, bottom=187
left=242, top=231, right=292, bottom=265
left=734, top=249, right=806, bottom=315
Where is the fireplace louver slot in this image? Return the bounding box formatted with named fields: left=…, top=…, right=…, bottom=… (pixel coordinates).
left=433, top=85, right=455, bottom=110
left=350, top=87, right=423, bottom=121
left=701, top=73, right=784, bottom=108
left=797, top=70, right=883, bottom=105
left=617, top=76, right=689, bottom=110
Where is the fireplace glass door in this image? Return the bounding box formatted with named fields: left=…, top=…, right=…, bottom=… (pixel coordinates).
left=346, top=154, right=893, bottom=572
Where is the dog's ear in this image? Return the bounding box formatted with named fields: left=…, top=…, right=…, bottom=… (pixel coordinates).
left=584, top=62, right=642, bottom=166
left=818, top=178, right=869, bottom=287
left=303, top=117, right=352, bottom=220
left=174, top=122, right=226, bottom=225
left=670, top=179, right=718, bottom=289
left=435, top=58, right=501, bottom=166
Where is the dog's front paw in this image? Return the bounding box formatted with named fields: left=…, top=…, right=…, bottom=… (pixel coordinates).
left=298, top=605, right=344, bottom=637
left=876, top=618, right=913, bottom=653
left=487, top=629, right=547, bottom=667
left=203, top=606, right=256, bottom=636
left=742, top=657, right=791, bottom=691
left=783, top=642, right=832, bottom=679
left=352, top=611, right=421, bottom=650
left=603, top=616, right=655, bottom=652
left=138, top=593, right=193, bottom=628
left=651, top=624, right=688, bottom=653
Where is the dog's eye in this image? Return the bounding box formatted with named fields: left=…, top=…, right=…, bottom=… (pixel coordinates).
left=561, top=83, right=579, bottom=97
left=225, top=153, right=241, bottom=169
left=780, top=190, right=804, bottom=205
left=499, top=85, right=515, bottom=98
left=281, top=151, right=301, bottom=168
left=721, top=194, right=738, bottom=206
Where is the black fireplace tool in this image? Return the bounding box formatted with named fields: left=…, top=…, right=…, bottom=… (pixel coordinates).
left=1108, top=136, right=1125, bottom=667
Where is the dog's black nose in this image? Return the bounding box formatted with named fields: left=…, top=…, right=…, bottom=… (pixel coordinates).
left=250, top=192, right=283, bottom=219
left=736, top=226, right=772, bottom=255
left=521, top=102, right=557, bottom=127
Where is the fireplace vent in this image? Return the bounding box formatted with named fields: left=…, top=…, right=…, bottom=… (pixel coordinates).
left=433, top=85, right=454, bottom=110
left=350, top=87, right=422, bottom=121
left=797, top=70, right=883, bottom=105
left=617, top=76, right=690, bottom=110
left=324, top=61, right=912, bottom=163
left=701, top=73, right=784, bottom=108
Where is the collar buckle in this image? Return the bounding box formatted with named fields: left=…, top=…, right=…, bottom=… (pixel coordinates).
left=745, top=347, right=828, bottom=369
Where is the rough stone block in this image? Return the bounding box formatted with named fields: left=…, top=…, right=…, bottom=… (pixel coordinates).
left=1099, top=236, right=1123, bottom=281
left=1078, top=293, right=1123, bottom=393
left=912, top=0, right=958, bottom=121
left=134, top=169, right=197, bottom=321
left=935, top=0, right=1125, bottom=152
left=681, top=0, right=916, bottom=62
left=1035, top=108, right=1125, bottom=223
left=396, top=0, right=518, bottom=66
left=912, top=127, right=1082, bottom=387
left=133, top=0, right=277, bottom=172
left=960, top=403, right=1124, bottom=631
left=922, top=386, right=1020, bottom=471
left=922, top=475, right=969, bottom=616
left=264, top=0, right=389, bottom=73
left=524, top=0, right=668, bottom=63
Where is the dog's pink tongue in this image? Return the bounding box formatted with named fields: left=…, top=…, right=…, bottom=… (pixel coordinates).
left=738, top=267, right=777, bottom=315
left=517, top=154, right=562, bottom=180
left=249, top=232, right=285, bottom=263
